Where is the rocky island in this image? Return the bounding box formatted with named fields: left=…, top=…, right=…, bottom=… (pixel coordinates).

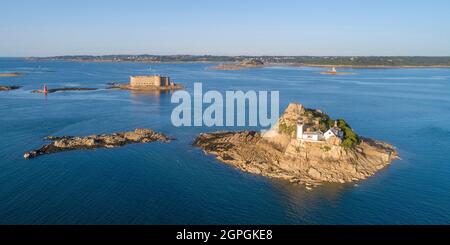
left=194, top=103, right=398, bottom=187
left=0, top=85, right=21, bottom=91
left=0, top=72, right=22, bottom=77
left=24, top=129, right=173, bottom=159
left=211, top=59, right=265, bottom=70
left=32, top=87, right=98, bottom=94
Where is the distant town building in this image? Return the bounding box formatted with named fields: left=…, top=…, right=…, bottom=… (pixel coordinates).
left=130, top=75, right=173, bottom=88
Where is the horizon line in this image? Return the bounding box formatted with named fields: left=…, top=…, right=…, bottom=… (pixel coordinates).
left=3, top=54, right=450, bottom=58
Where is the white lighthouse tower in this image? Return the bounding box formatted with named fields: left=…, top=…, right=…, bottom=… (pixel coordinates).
left=297, top=124, right=304, bottom=140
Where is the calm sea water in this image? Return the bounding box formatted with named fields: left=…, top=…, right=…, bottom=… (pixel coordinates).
left=1, top=58, right=450, bottom=224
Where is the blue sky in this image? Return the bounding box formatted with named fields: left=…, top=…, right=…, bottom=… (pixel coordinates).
left=1, top=0, right=449, bottom=56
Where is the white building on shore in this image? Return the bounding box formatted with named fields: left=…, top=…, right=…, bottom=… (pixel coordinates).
left=297, top=124, right=324, bottom=141
left=297, top=122, right=344, bottom=142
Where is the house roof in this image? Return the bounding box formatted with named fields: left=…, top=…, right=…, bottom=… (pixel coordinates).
left=327, top=127, right=342, bottom=136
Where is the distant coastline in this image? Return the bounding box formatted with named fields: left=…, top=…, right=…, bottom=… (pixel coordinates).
left=293, top=63, right=450, bottom=69
left=27, top=55, right=450, bottom=68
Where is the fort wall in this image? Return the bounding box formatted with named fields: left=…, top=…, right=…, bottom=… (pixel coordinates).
left=130, top=75, right=171, bottom=88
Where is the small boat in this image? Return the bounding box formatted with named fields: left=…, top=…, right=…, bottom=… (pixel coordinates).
left=320, top=66, right=350, bottom=75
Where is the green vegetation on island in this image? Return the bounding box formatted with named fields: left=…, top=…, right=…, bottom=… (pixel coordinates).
left=308, top=109, right=360, bottom=148
left=336, top=119, right=360, bottom=148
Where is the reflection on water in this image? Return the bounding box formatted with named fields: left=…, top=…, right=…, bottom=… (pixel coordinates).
left=270, top=179, right=349, bottom=218
left=130, top=90, right=163, bottom=104
left=129, top=89, right=181, bottom=104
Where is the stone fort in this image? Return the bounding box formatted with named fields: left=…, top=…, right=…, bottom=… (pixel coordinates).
left=130, top=75, right=173, bottom=88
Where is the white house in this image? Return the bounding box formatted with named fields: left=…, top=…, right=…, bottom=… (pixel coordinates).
left=324, top=127, right=344, bottom=140
left=297, top=124, right=324, bottom=142
left=297, top=123, right=343, bottom=142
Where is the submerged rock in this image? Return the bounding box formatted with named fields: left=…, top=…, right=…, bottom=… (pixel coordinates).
left=24, top=129, right=173, bottom=159
left=0, top=85, right=21, bottom=91
left=194, top=103, right=398, bottom=187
